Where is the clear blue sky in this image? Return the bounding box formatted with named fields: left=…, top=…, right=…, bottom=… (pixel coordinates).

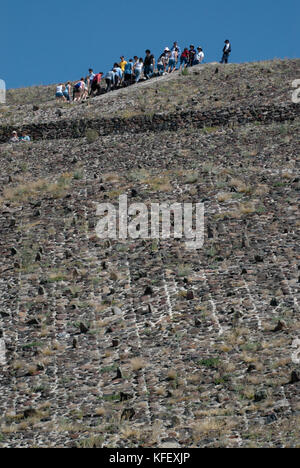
left=1, top=0, right=299, bottom=89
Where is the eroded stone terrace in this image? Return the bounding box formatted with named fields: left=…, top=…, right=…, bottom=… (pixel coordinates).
left=3, top=59, right=300, bottom=128
left=0, top=119, right=299, bottom=448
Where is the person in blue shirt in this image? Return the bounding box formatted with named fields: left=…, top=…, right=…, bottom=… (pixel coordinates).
left=88, top=68, right=95, bottom=81
left=124, top=59, right=134, bottom=85
left=105, top=69, right=116, bottom=92
left=19, top=131, right=31, bottom=142
left=63, top=82, right=71, bottom=102
left=113, top=63, right=123, bottom=88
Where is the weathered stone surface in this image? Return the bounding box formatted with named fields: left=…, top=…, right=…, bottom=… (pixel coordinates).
left=0, top=59, right=299, bottom=449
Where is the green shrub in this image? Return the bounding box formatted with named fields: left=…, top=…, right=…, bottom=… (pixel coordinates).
left=197, top=358, right=220, bottom=369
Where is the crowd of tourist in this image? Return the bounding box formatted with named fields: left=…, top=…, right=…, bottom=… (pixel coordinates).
left=8, top=40, right=231, bottom=144
left=55, top=40, right=231, bottom=103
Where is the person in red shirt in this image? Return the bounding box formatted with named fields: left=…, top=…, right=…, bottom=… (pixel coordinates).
left=90, top=72, right=104, bottom=96
left=179, top=48, right=189, bottom=71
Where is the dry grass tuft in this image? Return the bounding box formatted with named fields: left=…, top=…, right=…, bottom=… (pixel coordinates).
left=0, top=173, right=73, bottom=205
left=167, top=369, right=177, bottom=381
left=239, top=202, right=256, bottom=215
left=130, top=357, right=146, bottom=371
left=217, top=192, right=232, bottom=203
left=229, top=178, right=252, bottom=194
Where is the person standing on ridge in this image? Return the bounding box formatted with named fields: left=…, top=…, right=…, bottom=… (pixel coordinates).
left=179, top=48, right=189, bottom=70
left=161, top=48, right=170, bottom=74
left=168, top=47, right=178, bottom=73
left=144, top=50, right=155, bottom=79
left=124, top=59, right=134, bottom=85
left=134, top=58, right=144, bottom=83
left=194, top=47, right=204, bottom=66
left=171, top=41, right=181, bottom=57
left=171, top=41, right=181, bottom=67
left=133, top=56, right=139, bottom=68
left=220, top=39, right=231, bottom=64
left=114, top=63, right=123, bottom=88
left=119, top=56, right=127, bottom=73
left=88, top=69, right=95, bottom=91
left=188, top=45, right=196, bottom=67
left=157, top=54, right=164, bottom=76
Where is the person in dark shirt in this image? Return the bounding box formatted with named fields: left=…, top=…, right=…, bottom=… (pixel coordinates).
left=188, top=45, right=196, bottom=67
left=144, top=50, right=155, bottom=79
left=220, top=40, right=232, bottom=64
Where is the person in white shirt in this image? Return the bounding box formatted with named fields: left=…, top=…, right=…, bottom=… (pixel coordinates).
left=56, top=83, right=67, bottom=102
left=134, top=58, right=144, bottom=83
left=9, top=131, right=19, bottom=143
left=194, top=47, right=204, bottom=65
left=167, top=48, right=178, bottom=73
left=88, top=68, right=95, bottom=92
left=162, top=48, right=170, bottom=74
left=157, top=55, right=165, bottom=76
